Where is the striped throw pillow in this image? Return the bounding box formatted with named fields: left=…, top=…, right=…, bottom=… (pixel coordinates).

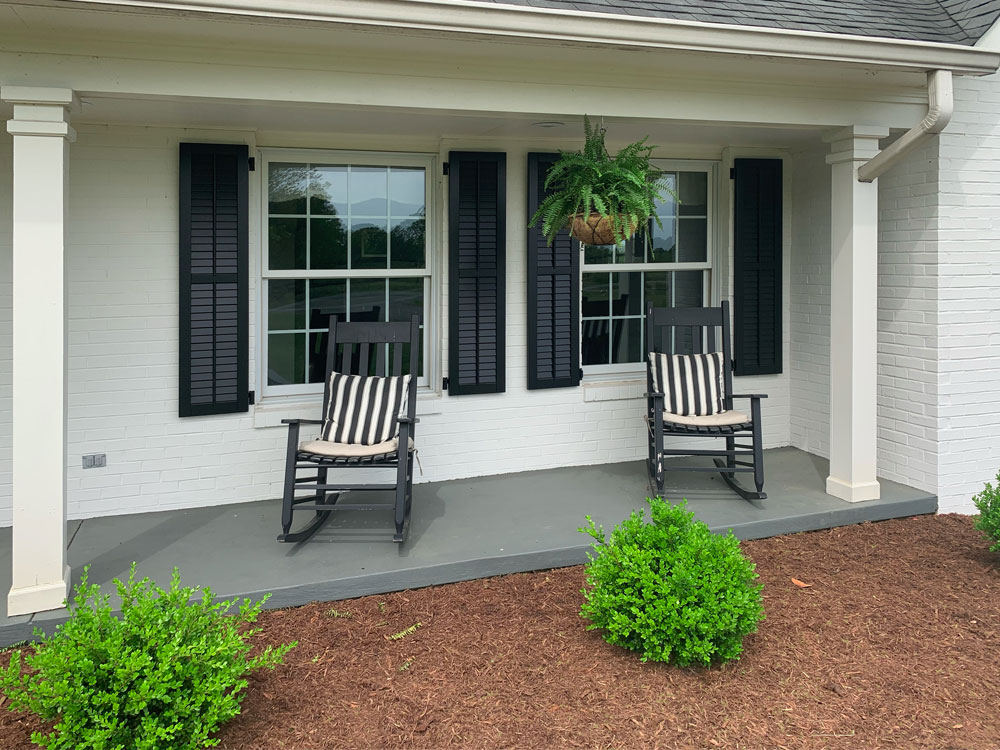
left=321, top=371, right=411, bottom=445
left=649, top=352, right=726, bottom=416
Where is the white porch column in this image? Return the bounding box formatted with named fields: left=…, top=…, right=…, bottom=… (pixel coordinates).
left=823, top=125, right=888, bottom=503
left=2, top=86, right=77, bottom=615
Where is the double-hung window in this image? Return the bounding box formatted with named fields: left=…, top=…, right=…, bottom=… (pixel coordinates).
left=581, top=161, right=715, bottom=373
left=261, top=151, right=433, bottom=397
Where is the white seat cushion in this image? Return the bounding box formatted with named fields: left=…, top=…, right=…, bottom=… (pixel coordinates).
left=300, top=437, right=414, bottom=458
left=662, top=410, right=749, bottom=427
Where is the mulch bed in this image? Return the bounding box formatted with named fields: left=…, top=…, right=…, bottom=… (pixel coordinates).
left=2, top=514, right=999, bottom=749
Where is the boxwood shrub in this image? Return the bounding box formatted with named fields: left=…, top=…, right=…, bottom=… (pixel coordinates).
left=0, top=565, right=294, bottom=750
left=973, top=471, right=1000, bottom=553
left=580, top=497, right=764, bottom=666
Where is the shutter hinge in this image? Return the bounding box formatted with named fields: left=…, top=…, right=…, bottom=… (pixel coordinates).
left=248, top=157, right=256, bottom=172
left=579, top=367, right=584, bottom=381
left=729, top=167, right=735, bottom=179
left=442, top=377, right=449, bottom=391
left=442, top=162, right=449, bottom=176
left=248, top=390, right=256, bottom=405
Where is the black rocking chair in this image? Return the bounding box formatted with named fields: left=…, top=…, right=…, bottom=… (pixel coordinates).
left=646, top=301, right=767, bottom=505
left=277, top=314, right=420, bottom=544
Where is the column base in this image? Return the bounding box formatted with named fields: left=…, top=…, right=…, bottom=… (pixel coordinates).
left=7, top=566, right=70, bottom=617
left=826, top=476, right=881, bottom=503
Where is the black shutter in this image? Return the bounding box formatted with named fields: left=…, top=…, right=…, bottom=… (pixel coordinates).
left=527, top=153, right=580, bottom=389
left=733, top=158, right=782, bottom=376
left=178, top=143, right=249, bottom=416
left=447, top=152, right=506, bottom=395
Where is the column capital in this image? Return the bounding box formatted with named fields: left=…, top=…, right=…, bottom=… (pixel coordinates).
left=823, top=125, right=890, bottom=165
left=2, top=86, right=77, bottom=141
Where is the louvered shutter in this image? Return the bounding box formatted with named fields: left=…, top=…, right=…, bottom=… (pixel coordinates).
left=733, top=158, right=782, bottom=376
left=178, top=143, right=249, bottom=416
left=447, top=152, right=506, bottom=395
left=527, top=152, right=580, bottom=389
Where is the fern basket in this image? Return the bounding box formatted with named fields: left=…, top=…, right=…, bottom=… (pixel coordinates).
left=529, top=115, right=674, bottom=247
left=569, top=213, right=639, bottom=245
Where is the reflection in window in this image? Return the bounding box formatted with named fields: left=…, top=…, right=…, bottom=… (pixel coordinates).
left=264, top=158, right=430, bottom=391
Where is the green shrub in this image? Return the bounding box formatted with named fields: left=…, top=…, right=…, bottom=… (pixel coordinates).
left=579, top=497, right=764, bottom=667
left=973, top=472, right=1000, bottom=553
left=1, top=565, right=295, bottom=750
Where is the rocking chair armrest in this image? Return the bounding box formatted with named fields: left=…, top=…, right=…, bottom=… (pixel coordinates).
left=280, top=418, right=323, bottom=425
left=729, top=393, right=768, bottom=400
left=397, top=416, right=421, bottom=424
left=645, top=392, right=666, bottom=400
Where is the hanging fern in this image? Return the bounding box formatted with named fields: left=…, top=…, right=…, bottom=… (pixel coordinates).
left=529, top=115, right=675, bottom=245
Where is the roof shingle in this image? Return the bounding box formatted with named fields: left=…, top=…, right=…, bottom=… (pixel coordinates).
left=470, top=0, right=1000, bottom=45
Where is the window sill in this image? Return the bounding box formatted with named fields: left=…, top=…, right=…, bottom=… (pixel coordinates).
left=253, top=389, right=442, bottom=429
left=581, top=378, right=645, bottom=403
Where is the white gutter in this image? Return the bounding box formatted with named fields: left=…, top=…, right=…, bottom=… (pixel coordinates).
left=39, top=0, right=1000, bottom=76
left=857, top=70, right=953, bottom=183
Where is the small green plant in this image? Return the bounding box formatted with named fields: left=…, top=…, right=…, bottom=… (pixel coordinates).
left=387, top=622, right=423, bottom=641
left=326, top=608, right=353, bottom=619
left=0, top=565, right=295, bottom=750
left=579, top=497, right=764, bottom=667
left=973, top=471, right=1000, bottom=553
left=529, top=115, right=674, bottom=245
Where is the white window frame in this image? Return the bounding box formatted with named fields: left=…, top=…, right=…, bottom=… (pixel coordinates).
left=258, top=148, right=438, bottom=400
left=581, top=159, right=718, bottom=379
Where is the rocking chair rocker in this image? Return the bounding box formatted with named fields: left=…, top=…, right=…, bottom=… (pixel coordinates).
left=645, top=301, right=767, bottom=505
left=277, top=314, right=420, bottom=544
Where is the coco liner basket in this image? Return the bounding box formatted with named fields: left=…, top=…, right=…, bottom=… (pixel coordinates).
left=569, top=213, right=639, bottom=245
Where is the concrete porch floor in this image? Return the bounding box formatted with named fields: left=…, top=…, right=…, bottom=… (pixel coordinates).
left=0, top=447, right=936, bottom=646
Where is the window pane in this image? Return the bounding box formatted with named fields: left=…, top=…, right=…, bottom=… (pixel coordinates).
left=584, top=244, right=614, bottom=265
left=582, top=273, right=609, bottom=318
left=350, top=166, right=388, bottom=216
left=678, top=171, right=708, bottom=217
left=268, top=333, right=306, bottom=385
left=582, top=318, right=609, bottom=365
left=351, top=220, right=388, bottom=269
left=350, top=278, right=387, bottom=322
left=654, top=172, right=678, bottom=216
left=268, top=279, right=305, bottom=331
left=673, top=270, right=706, bottom=308
left=612, top=318, right=642, bottom=364
left=678, top=218, right=708, bottom=263
left=268, top=163, right=307, bottom=214
left=644, top=272, right=669, bottom=309
left=308, top=331, right=329, bottom=384
left=388, top=277, right=424, bottom=323
left=311, top=217, right=348, bottom=269
left=268, top=218, right=306, bottom=270
left=617, top=238, right=644, bottom=264
left=649, top=218, right=676, bottom=263
left=389, top=167, right=425, bottom=217
left=310, top=165, right=347, bottom=216
left=309, top=279, right=346, bottom=329
left=611, top=272, right=643, bottom=316
left=390, top=218, right=425, bottom=269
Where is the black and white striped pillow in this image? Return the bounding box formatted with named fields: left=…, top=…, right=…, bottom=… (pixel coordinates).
left=649, top=352, right=726, bottom=416
left=321, top=371, right=411, bottom=445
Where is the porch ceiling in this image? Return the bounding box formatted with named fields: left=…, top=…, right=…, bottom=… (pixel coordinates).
left=0, top=448, right=935, bottom=646
left=0, top=95, right=829, bottom=149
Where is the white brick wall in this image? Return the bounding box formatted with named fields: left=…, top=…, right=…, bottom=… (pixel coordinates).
left=935, top=72, right=1000, bottom=513
left=789, top=147, right=832, bottom=458
left=876, top=139, right=940, bottom=494
left=0, top=125, right=793, bottom=524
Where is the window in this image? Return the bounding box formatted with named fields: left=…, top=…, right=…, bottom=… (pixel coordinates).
left=261, top=151, right=434, bottom=397
left=581, top=163, right=714, bottom=373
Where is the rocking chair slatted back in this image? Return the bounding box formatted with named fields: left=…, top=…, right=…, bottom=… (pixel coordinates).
left=323, top=316, right=420, bottom=422
left=646, top=301, right=734, bottom=410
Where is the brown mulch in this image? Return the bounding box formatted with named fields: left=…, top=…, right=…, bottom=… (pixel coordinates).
left=2, top=514, right=999, bottom=749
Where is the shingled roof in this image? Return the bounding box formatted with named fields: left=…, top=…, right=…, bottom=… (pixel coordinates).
left=470, top=0, right=1000, bottom=45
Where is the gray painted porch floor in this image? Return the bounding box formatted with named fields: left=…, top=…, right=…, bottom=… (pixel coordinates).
left=0, top=447, right=936, bottom=646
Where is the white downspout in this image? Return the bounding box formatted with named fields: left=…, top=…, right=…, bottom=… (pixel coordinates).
left=857, top=69, right=953, bottom=183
